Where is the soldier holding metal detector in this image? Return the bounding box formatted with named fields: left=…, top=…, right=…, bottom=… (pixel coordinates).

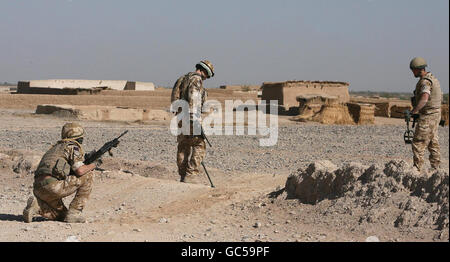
left=407, top=57, right=443, bottom=173
left=171, top=60, right=215, bottom=187
left=403, top=110, right=419, bottom=144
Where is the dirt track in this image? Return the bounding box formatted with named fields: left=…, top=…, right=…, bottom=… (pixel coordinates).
left=0, top=104, right=448, bottom=242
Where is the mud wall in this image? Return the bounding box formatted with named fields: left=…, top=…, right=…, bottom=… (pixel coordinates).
left=220, top=85, right=261, bottom=91
left=17, top=79, right=155, bottom=94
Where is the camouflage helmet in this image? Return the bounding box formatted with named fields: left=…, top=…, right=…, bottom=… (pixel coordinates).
left=196, top=60, right=215, bottom=78
left=61, top=123, right=85, bottom=140
left=410, top=57, right=428, bottom=70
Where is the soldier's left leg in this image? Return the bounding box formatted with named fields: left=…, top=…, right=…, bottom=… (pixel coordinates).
left=177, top=135, right=192, bottom=181
left=428, top=114, right=441, bottom=170
left=186, top=137, right=206, bottom=177
left=412, top=116, right=432, bottom=172
left=68, top=172, right=94, bottom=212
left=62, top=172, right=94, bottom=223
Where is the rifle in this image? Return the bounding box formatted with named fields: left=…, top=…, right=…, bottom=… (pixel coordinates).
left=403, top=110, right=418, bottom=144
left=199, top=125, right=215, bottom=188
left=84, top=130, right=129, bottom=165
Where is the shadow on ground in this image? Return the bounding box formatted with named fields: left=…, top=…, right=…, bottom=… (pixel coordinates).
left=0, top=213, right=46, bottom=222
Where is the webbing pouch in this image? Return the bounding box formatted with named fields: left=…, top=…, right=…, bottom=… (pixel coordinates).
left=52, top=158, right=70, bottom=180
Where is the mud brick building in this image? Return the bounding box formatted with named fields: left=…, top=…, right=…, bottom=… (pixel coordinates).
left=261, top=81, right=350, bottom=114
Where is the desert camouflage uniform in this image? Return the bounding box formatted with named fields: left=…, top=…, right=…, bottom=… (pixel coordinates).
left=32, top=140, right=93, bottom=221
left=412, top=72, right=442, bottom=171
left=171, top=72, right=208, bottom=180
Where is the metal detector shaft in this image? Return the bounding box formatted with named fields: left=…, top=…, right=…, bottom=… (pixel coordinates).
left=201, top=162, right=215, bottom=188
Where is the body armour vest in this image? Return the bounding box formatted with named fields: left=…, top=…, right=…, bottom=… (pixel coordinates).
left=415, top=72, right=442, bottom=114
left=35, top=140, right=83, bottom=179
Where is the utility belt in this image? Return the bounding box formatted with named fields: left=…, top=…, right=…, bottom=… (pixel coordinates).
left=419, top=110, right=441, bottom=117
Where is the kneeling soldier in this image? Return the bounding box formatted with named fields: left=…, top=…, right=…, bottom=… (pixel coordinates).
left=23, top=123, right=99, bottom=223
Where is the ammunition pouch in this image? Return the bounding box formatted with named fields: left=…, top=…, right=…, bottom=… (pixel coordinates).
left=52, top=158, right=70, bottom=180
left=35, top=157, right=69, bottom=180
left=35, top=176, right=59, bottom=187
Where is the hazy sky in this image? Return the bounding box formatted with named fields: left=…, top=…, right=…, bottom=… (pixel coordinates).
left=0, top=0, right=448, bottom=93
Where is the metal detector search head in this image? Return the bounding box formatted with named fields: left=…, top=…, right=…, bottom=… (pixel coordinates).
left=403, top=110, right=414, bottom=144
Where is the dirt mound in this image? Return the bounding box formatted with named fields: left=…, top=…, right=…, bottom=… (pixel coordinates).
left=284, top=160, right=449, bottom=233
left=0, top=149, right=42, bottom=176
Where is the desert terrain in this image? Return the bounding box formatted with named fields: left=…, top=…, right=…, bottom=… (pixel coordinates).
left=0, top=90, right=448, bottom=242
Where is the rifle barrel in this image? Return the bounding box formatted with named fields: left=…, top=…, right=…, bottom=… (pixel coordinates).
left=117, top=130, right=129, bottom=139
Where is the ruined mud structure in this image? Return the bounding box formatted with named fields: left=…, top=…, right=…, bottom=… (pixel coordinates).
left=17, top=79, right=155, bottom=95
left=350, top=97, right=412, bottom=119
left=261, top=81, right=350, bottom=114
left=347, top=103, right=376, bottom=125
left=294, top=95, right=375, bottom=125
left=442, top=104, right=449, bottom=126
left=35, top=104, right=170, bottom=122
left=295, top=95, right=354, bottom=125
left=220, top=85, right=261, bottom=92
left=283, top=160, right=449, bottom=239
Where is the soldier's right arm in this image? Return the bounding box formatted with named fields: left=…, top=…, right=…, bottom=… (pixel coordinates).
left=412, top=79, right=432, bottom=114
left=65, top=144, right=96, bottom=177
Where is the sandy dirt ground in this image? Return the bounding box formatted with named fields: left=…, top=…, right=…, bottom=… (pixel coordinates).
left=0, top=94, right=448, bottom=242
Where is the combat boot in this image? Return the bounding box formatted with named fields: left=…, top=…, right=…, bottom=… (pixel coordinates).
left=23, top=196, right=40, bottom=223
left=413, top=164, right=422, bottom=173
left=428, top=166, right=441, bottom=176
left=181, top=174, right=200, bottom=184
left=64, top=209, right=86, bottom=223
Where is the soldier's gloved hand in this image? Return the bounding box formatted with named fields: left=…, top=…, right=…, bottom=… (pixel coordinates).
left=84, top=150, right=96, bottom=161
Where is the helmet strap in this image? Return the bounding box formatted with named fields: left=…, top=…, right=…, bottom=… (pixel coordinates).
left=199, top=62, right=213, bottom=78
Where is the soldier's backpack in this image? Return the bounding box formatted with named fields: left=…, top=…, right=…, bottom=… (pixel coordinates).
left=171, top=72, right=204, bottom=103
left=171, top=73, right=188, bottom=103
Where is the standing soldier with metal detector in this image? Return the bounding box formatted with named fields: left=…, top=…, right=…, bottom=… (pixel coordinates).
left=409, top=57, right=443, bottom=173
left=171, top=60, right=215, bottom=185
